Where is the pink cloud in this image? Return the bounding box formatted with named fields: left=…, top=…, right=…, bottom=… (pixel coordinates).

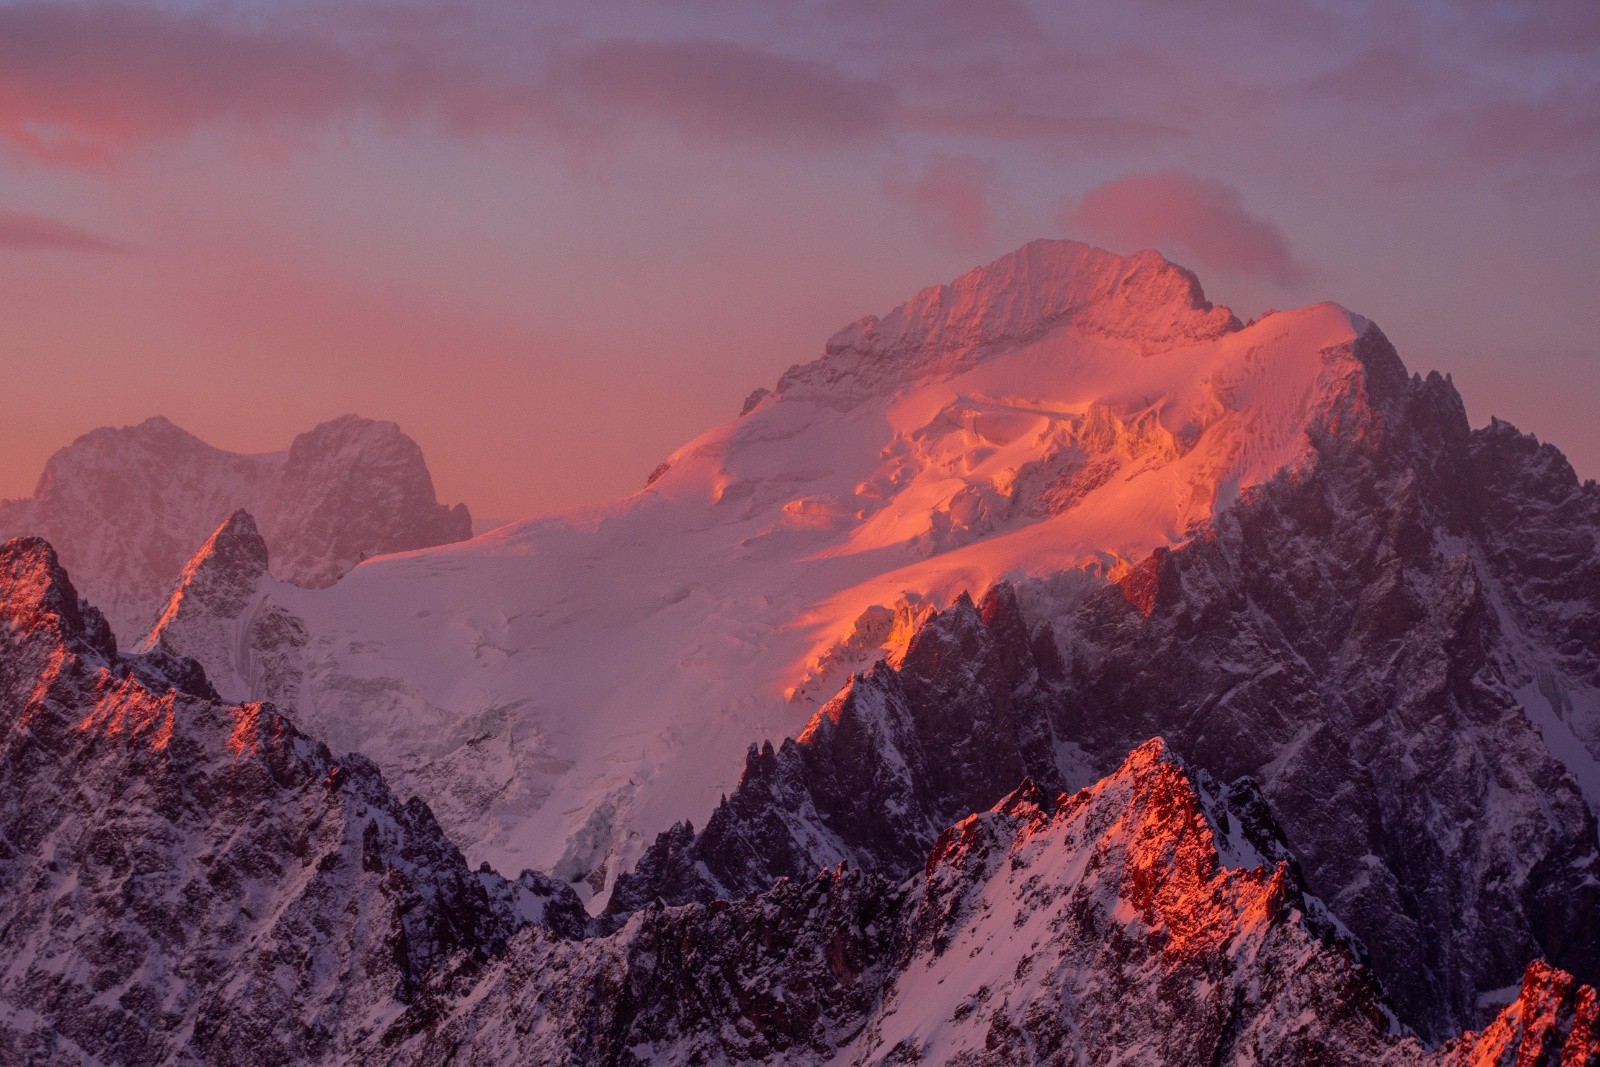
left=884, top=154, right=996, bottom=247
left=0, top=9, right=895, bottom=164
left=0, top=208, right=124, bottom=252
left=898, top=106, right=1181, bottom=145
left=1064, top=171, right=1307, bottom=285
left=0, top=2, right=548, bottom=165
left=0, top=4, right=351, bottom=163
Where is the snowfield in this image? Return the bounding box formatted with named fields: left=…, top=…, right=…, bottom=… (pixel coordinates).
left=251, top=241, right=1383, bottom=900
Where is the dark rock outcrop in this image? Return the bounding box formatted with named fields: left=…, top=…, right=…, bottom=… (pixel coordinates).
left=0, top=537, right=577, bottom=1066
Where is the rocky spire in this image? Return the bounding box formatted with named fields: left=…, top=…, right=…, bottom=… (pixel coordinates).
left=0, top=535, right=115, bottom=658
left=146, top=508, right=270, bottom=648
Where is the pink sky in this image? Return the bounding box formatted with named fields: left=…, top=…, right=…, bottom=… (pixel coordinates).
left=1, top=0, right=1597, bottom=520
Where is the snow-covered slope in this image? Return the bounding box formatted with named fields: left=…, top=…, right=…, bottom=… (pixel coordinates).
left=235, top=241, right=1375, bottom=901
left=0, top=414, right=470, bottom=640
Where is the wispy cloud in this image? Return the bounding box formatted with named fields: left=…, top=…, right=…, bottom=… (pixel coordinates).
left=1064, top=171, right=1307, bottom=285
left=0, top=208, right=124, bottom=252
left=0, top=2, right=1191, bottom=166
left=0, top=2, right=549, bottom=165
left=883, top=154, right=996, bottom=247
left=550, top=38, right=894, bottom=145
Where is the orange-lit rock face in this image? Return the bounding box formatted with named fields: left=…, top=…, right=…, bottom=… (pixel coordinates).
left=78, top=674, right=177, bottom=750
left=1114, top=546, right=1167, bottom=617
left=887, top=739, right=1400, bottom=1063
left=1436, top=962, right=1600, bottom=1067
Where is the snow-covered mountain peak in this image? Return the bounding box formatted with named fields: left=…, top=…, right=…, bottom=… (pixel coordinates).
left=26, top=414, right=255, bottom=508
left=0, top=414, right=470, bottom=639
left=267, top=415, right=472, bottom=590
left=776, top=239, right=1242, bottom=400
left=198, top=245, right=1388, bottom=900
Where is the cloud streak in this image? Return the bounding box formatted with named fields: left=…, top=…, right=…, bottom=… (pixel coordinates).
left=0, top=208, right=124, bottom=252
left=551, top=39, right=894, bottom=145
left=0, top=2, right=1194, bottom=166
left=0, top=2, right=553, bottom=165
left=1065, top=171, right=1307, bottom=286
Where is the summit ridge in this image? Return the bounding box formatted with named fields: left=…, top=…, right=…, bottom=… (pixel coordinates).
left=777, top=239, right=1243, bottom=399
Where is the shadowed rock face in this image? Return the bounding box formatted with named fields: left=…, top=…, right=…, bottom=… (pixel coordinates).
left=263, top=414, right=471, bottom=590
left=0, top=537, right=580, bottom=1067
left=0, top=414, right=470, bottom=639
left=606, top=581, right=1068, bottom=915
left=142, top=509, right=306, bottom=708
left=610, top=326, right=1600, bottom=1043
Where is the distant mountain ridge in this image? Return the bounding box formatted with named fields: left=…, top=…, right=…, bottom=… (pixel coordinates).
left=0, top=414, right=470, bottom=640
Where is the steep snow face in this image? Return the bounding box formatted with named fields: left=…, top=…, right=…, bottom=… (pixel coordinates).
left=0, top=415, right=470, bottom=640
left=246, top=241, right=1371, bottom=899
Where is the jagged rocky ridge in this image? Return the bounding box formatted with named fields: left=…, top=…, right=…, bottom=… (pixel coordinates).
left=613, top=324, right=1600, bottom=1043
left=423, top=741, right=1423, bottom=1067
left=0, top=414, right=471, bottom=640
left=0, top=537, right=581, bottom=1066
left=1, top=536, right=1594, bottom=1064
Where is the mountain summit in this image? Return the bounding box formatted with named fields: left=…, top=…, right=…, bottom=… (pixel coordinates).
left=0, top=414, right=470, bottom=639
left=778, top=239, right=1242, bottom=398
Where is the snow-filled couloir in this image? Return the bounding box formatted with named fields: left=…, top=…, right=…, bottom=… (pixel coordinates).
left=209, top=240, right=1393, bottom=903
